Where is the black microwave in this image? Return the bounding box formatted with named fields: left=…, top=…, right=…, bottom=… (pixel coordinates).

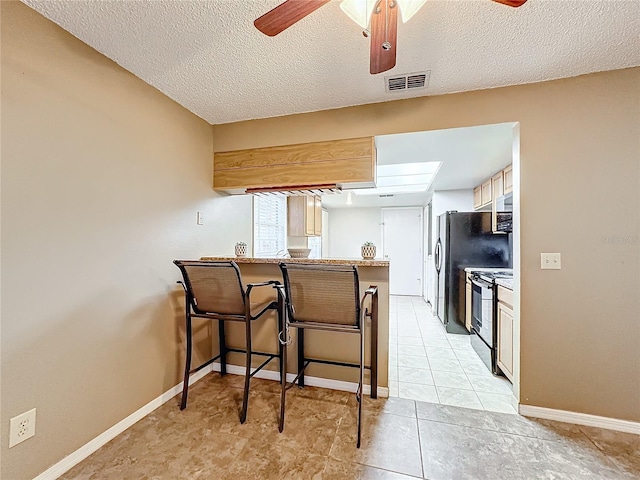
left=495, top=192, right=513, bottom=232
left=496, top=212, right=513, bottom=232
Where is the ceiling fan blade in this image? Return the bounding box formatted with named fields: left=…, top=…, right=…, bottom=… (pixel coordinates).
left=254, top=0, right=331, bottom=37
left=370, top=0, right=398, bottom=75
left=491, top=0, right=528, bottom=7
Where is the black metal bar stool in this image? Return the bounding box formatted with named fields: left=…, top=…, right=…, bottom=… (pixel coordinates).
left=276, top=262, right=378, bottom=448
left=173, top=260, right=284, bottom=423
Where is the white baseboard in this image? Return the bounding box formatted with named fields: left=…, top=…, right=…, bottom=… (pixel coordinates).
left=519, top=405, right=640, bottom=435
left=33, top=365, right=214, bottom=480
left=34, top=363, right=387, bottom=479
left=212, top=362, right=389, bottom=398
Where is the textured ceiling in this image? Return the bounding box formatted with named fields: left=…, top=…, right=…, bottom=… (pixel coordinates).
left=23, top=0, right=640, bottom=125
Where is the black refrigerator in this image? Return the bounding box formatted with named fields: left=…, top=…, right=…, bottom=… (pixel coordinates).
left=434, top=211, right=511, bottom=334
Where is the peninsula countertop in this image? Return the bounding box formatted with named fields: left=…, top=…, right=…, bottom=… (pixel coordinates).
left=200, top=256, right=390, bottom=267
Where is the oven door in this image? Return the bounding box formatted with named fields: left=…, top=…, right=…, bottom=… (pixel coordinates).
left=471, top=277, right=494, bottom=348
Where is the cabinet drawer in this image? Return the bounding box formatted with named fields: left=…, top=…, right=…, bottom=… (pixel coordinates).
left=497, top=286, right=513, bottom=308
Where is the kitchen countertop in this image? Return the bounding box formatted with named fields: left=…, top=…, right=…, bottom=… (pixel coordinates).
left=495, top=278, right=514, bottom=290
left=200, top=256, right=390, bottom=267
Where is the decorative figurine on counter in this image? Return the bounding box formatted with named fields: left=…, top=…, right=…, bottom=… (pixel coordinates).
left=235, top=242, right=247, bottom=257
left=361, top=241, right=376, bottom=260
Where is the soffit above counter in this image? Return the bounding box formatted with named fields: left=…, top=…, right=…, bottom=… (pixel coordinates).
left=213, top=137, right=377, bottom=195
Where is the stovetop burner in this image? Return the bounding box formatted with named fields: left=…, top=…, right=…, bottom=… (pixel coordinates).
left=475, top=270, right=513, bottom=282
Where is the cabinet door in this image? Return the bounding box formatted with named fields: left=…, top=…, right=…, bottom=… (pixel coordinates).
left=465, top=282, right=472, bottom=332
left=492, top=172, right=504, bottom=199
left=313, top=196, right=322, bottom=236
left=473, top=186, right=482, bottom=209
left=503, top=165, right=513, bottom=194
left=304, top=196, right=315, bottom=236
left=481, top=180, right=492, bottom=206
left=497, top=302, right=514, bottom=382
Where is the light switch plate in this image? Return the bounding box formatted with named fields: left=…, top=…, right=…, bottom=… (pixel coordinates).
left=541, top=253, right=561, bottom=270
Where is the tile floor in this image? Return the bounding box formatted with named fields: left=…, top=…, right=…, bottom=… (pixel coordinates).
left=60, top=375, right=640, bottom=479
left=388, top=295, right=517, bottom=414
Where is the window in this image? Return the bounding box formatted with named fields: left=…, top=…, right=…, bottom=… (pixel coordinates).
left=253, top=196, right=286, bottom=257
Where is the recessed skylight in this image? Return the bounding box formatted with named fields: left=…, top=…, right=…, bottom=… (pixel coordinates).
left=354, top=161, right=441, bottom=196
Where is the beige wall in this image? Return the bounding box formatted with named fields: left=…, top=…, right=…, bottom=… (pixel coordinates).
left=2, top=1, right=639, bottom=478
left=213, top=69, right=640, bottom=423
left=1, top=3, right=250, bottom=479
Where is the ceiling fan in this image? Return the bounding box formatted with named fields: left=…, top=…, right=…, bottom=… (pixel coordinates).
left=254, top=0, right=528, bottom=75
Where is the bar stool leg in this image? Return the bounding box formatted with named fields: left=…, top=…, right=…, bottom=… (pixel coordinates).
left=219, top=319, right=227, bottom=376
left=180, top=314, right=193, bottom=411
left=357, top=327, right=365, bottom=448
left=277, top=297, right=284, bottom=384
left=240, top=319, right=252, bottom=424
left=297, top=329, right=305, bottom=388
left=279, top=333, right=287, bottom=433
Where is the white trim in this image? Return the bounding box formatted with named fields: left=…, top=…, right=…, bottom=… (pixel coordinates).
left=519, top=405, right=640, bottom=435
left=212, top=362, right=389, bottom=398
left=33, top=365, right=213, bottom=480
left=34, top=364, right=387, bottom=479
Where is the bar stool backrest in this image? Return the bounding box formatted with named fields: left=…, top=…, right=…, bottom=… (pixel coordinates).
left=280, top=263, right=360, bottom=327
left=174, top=261, right=245, bottom=315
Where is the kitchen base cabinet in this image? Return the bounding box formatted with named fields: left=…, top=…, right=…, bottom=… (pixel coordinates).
left=497, top=292, right=514, bottom=382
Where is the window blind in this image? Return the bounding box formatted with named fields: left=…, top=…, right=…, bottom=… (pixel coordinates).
left=253, top=196, right=286, bottom=258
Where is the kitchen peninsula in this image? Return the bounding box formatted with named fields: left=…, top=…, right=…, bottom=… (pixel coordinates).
left=200, top=256, right=390, bottom=395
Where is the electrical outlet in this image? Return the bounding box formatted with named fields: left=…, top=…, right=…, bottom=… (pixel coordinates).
left=541, top=253, right=561, bottom=270
left=9, top=408, right=36, bottom=448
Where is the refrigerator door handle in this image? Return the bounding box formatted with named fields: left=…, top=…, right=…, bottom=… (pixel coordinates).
left=434, top=239, right=442, bottom=274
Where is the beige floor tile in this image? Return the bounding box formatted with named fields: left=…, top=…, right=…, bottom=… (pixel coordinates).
left=476, top=391, right=517, bottom=414
left=436, top=386, right=483, bottom=410
left=431, top=370, right=474, bottom=390
left=398, top=383, right=439, bottom=403
left=398, top=366, right=434, bottom=385
left=427, top=356, right=464, bottom=373
left=397, top=354, right=430, bottom=369
left=321, top=459, right=422, bottom=479
left=397, top=335, right=424, bottom=346
left=330, top=413, right=423, bottom=478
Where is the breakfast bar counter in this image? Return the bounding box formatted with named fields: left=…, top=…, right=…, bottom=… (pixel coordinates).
left=199, top=256, right=390, bottom=395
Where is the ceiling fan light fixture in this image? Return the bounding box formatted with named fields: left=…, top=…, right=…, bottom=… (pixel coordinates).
left=340, top=0, right=378, bottom=29
left=396, top=0, right=428, bottom=23
left=341, top=0, right=426, bottom=28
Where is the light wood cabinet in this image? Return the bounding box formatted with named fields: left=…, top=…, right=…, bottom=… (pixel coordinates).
left=497, top=285, right=514, bottom=382
left=213, top=137, right=376, bottom=193
left=492, top=172, right=504, bottom=199
left=481, top=180, right=492, bottom=207
left=288, top=195, right=322, bottom=237
left=503, top=165, right=513, bottom=194
left=473, top=186, right=482, bottom=209
left=473, top=164, right=512, bottom=211
left=491, top=172, right=504, bottom=232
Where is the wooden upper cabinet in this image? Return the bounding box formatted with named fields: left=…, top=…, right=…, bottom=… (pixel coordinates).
left=213, top=137, right=376, bottom=193
left=473, top=186, right=482, bottom=209
left=481, top=180, right=492, bottom=206
left=313, top=196, right=322, bottom=236
left=288, top=195, right=322, bottom=237
left=492, top=172, right=504, bottom=200
left=503, top=165, right=513, bottom=194
left=474, top=164, right=512, bottom=211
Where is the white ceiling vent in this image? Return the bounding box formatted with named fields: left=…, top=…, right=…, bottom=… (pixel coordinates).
left=385, top=71, right=431, bottom=93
